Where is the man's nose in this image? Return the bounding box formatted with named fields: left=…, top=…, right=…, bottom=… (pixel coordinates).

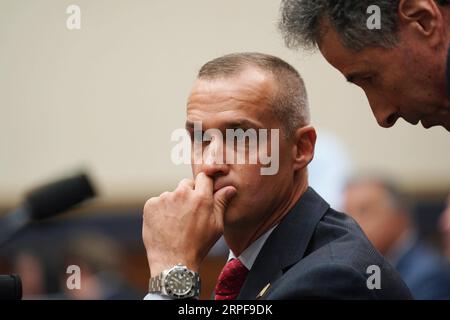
left=367, top=94, right=398, bottom=128
left=200, top=161, right=230, bottom=178
left=199, top=139, right=229, bottom=178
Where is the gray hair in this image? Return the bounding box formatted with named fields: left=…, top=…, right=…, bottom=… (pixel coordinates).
left=198, top=52, right=310, bottom=136
left=279, top=0, right=449, bottom=51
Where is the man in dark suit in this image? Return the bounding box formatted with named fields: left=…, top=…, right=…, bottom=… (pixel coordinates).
left=344, top=177, right=450, bottom=299
left=236, top=187, right=411, bottom=299
left=142, top=52, right=412, bottom=300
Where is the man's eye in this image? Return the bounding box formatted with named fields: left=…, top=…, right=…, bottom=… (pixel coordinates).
left=231, top=128, right=249, bottom=141
left=359, top=75, right=374, bottom=84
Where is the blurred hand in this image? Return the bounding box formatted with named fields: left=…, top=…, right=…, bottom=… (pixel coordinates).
left=142, top=172, right=236, bottom=276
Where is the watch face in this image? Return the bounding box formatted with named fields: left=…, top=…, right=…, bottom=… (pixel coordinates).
left=165, top=268, right=195, bottom=297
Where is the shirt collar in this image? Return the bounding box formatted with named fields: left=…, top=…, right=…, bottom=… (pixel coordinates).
left=227, top=225, right=277, bottom=270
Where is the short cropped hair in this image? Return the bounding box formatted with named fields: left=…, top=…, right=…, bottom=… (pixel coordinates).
left=198, top=52, right=310, bottom=135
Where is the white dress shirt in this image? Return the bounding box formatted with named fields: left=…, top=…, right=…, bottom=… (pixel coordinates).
left=144, top=226, right=276, bottom=300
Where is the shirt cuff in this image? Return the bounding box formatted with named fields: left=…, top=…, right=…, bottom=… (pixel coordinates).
left=143, top=293, right=173, bottom=300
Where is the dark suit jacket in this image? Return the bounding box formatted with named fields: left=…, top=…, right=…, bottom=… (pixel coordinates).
left=236, top=187, right=412, bottom=300
left=395, top=238, right=450, bottom=300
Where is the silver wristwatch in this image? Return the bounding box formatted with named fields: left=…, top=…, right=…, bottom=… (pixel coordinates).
left=148, top=263, right=201, bottom=299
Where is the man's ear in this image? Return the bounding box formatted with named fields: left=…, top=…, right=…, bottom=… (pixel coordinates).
left=398, top=0, right=444, bottom=47
left=292, top=125, right=316, bottom=171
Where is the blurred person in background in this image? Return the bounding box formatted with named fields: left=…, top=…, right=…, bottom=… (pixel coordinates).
left=439, top=194, right=450, bottom=260
left=12, top=249, right=62, bottom=299
left=14, top=252, right=46, bottom=299
left=61, top=233, right=139, bottom=300
left=344, top=176, right=450, bottom=299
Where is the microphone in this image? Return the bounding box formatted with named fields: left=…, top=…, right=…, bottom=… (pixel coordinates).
left=0, top=275, right=22, bottom=300
left=0, top=173, right=96, bottom=246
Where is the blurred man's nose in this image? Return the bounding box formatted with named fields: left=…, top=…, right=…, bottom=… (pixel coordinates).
left=367, top=94, right=398, bottom=128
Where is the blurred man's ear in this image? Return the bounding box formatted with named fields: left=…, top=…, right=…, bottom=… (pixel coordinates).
left=292, top=125, right=316, bottom=171
left=398, top=0, right=444, bottom=47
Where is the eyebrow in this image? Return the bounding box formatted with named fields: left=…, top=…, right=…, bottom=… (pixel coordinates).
left=185, top=119, right=263, bottom=130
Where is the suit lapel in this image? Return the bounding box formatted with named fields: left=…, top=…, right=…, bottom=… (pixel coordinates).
left=237, top=187, right=330, bottom=299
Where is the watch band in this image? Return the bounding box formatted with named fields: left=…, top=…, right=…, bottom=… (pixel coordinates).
left=148, top=273, right=163, bottom=293
left=189, top=273, right=201, bottom=297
